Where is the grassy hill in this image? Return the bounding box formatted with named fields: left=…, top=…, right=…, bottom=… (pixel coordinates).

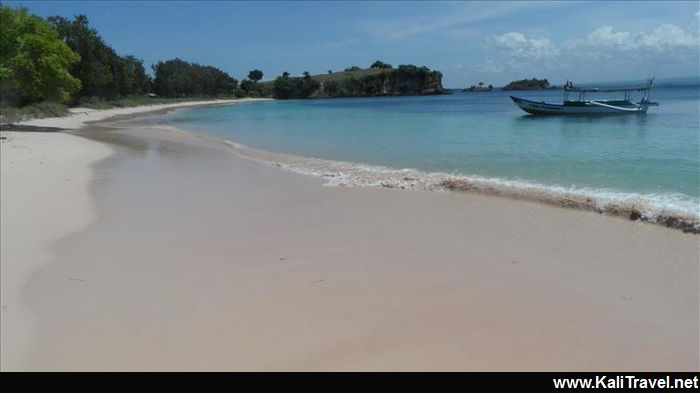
left=259, top=68, right=385, bottom=89
left=261, top=65, right=444, bottom=99
left=310, top=68, right=386, bottom=83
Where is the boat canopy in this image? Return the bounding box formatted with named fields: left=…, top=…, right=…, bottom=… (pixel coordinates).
left=563, top=78, right=654, bottom=102
left=563, top=79, right=654, bottom=92
left=564, top=85, right=652, bottom=92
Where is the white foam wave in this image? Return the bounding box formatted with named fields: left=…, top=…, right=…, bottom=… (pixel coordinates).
left=221, top=139, right=700, bottom=233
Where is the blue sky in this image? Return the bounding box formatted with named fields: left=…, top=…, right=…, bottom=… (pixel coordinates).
left=6, top=1, right=700, bottom=87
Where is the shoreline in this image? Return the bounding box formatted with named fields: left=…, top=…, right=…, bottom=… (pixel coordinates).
left=220, top=138, right=700, bottom=234
left=13, top=98, right=271, bottom=130
left=1, top=100, right=698, bottom=370
left=107, top=104, right=698, bottom=234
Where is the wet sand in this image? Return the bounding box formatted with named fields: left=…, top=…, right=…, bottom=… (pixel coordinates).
left=12, top=114, right=699, bottom=371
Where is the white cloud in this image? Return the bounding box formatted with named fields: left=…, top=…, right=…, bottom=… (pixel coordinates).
left=570, top=24, right=698, bottom=52
left=489, top=32, right=559, bottom=59
left=583, top=26, right=631, bottom=48
left=639, top=24, right=698, bottom=49
left=480, top=24, right=699, bottom=75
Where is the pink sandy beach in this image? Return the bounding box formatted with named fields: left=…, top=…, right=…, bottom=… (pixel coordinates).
left=1, top=100, right=697, bottom=371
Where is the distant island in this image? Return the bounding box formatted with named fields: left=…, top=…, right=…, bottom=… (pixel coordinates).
left=464, top=82, right=493, bottom=92
left=502, top=78, right=553, bottom=90
left=458, top=79, right=555, bottom=92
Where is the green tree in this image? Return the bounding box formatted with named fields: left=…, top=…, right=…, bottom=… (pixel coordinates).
left=0, top=7, right=81, bottom=104
left=272, top=71, right=319, bottom=99
left=120, top=55, right=151, bottom=95
left=370, top=60, right=392, bottom=69
left=273, top=72, right=294, bottom=99
left=247, top=69, right=263, bottom=82
left=240, top=78, right=261, bottom=96
left=152, top=58, right=236, bottom=97
left=47, top=15, right=115, bottom=98
left=47, top=14, right=152, bottom=100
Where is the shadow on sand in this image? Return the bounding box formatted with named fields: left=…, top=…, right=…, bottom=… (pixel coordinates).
left=0, top=124, right=69, bottom=133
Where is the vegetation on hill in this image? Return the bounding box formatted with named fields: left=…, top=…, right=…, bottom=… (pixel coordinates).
left=263, top=62, right=444, bottom=99
left=271, top=71, right=321, bottom=99
left=503, top=78, right=551, bottom=90
left=307, top=67, right=386, bottom=85
left=319, top=64, right=443, bottom=98
left=370, top=60, right=392, bottom=69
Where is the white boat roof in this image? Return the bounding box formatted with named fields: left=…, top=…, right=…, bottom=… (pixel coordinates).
left=565, top=80, right=654, bottom=93
left=565, top=86, right=651, bottom=92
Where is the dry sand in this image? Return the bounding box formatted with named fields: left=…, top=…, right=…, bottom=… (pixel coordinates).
left=0, top=98, right=263, bottom=371
left=1, top=102, right=698, bottom=371
left=0, top=131, right=112, bottom=370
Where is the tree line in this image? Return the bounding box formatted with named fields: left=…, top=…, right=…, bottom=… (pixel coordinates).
left=47, top=14, right=152, bottom=101
left=272, top=72, right=321, bottom=99
left=1, top=6, right=445, bottom=108
left=151, top=59, right=237, bottom=97
left=1, top=7, right=82, bottom=105
left=0, top=6, right=266, bottom=108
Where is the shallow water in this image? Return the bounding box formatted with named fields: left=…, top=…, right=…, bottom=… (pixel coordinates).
left=162, top=86, right=700, bottom=224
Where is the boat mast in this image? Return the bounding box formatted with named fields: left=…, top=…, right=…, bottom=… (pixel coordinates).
left=644, top=77, right=654, bottom=103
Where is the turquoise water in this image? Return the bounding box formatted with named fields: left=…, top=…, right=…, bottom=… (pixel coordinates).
left=164, top=87, right=700, bottom=219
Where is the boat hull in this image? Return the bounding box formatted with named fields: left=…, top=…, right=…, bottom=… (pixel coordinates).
left=510, top=96, right=649, bottom=115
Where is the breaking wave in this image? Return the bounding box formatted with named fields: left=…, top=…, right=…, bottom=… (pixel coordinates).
left=219, top=139, right=700, bottom=234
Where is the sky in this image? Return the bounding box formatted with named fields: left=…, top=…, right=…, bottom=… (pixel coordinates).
left=6, top=1, right=700, bottom=87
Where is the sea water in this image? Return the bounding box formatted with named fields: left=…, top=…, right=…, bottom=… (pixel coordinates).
left=162, top=86, right=700, bottom=228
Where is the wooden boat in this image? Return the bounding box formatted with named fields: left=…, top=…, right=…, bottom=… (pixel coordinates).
left=511, top=79, right=659, bottom=115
